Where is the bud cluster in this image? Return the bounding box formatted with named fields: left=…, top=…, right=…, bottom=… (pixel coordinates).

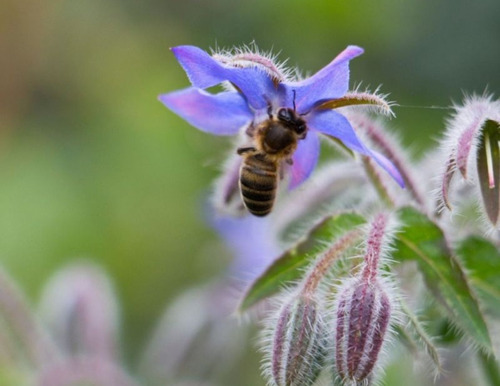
left=262, top=213, right=397, bottom=386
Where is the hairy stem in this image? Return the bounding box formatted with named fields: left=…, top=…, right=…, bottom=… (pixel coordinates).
left=302, top=229, right=362, bottom=296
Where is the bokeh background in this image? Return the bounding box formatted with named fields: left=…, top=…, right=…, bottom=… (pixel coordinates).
left=1, top=0, right=499, bottom=384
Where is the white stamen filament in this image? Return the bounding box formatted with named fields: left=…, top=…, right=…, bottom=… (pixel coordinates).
left=485, top=133, right=495, bottom=189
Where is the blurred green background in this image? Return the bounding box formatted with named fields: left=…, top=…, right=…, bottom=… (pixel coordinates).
left=1, top=0, right=499, bottom=384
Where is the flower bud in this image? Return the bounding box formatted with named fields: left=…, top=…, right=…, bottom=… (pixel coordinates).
left=38, top=262, right=119, bottom=360
left=436, top=94, right=500, bottom=228
left=334, top=213, right=394, bottom=384
left=267, top=294, right=325, bottom=386
left=335, top=278, right=391, bottom=384
left=139, top=283, right=246, bottom=384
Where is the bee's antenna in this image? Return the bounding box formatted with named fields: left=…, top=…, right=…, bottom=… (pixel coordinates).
left=292, top=89, right=297, bottom=112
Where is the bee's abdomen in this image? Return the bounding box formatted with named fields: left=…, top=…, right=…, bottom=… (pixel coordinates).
left=240, top=155, right=278, bottom=217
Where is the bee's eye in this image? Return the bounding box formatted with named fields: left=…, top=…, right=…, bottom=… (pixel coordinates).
left=278, top=108, right=292, bottom=122
left=295, top=123, right=306, bottom=135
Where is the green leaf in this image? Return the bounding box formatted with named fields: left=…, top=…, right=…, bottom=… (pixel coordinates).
left=394, top=207, right=493, bottom=352
left=238, top=212, right=366, bottom=312
left=456, top=236, right=500, bottom=317
left=478, top=350, right=500, bottom=386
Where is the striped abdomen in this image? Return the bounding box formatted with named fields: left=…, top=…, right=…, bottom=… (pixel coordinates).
left=239, top=153, right=278, bottom=217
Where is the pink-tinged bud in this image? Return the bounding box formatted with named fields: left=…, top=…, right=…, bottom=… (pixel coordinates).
left=335, top=278, right=391, bottom=384
left=267, top=294, right=325, bottom=386
left=38, top=262, right=119, bottom=360
left=334, top=213, right=394, bottom=384
left=139, top=283, right=246, bottom=384
left=436, top=94, right=500, bottom=227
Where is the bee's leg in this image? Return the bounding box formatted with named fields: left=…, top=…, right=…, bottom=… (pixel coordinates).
left=237, top=146, right=256, bottom=155
left=286, top=158, right=294, bottom=165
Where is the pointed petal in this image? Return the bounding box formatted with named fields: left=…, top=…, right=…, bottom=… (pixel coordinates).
left=369, top=150, right=405, bottom=188
left=172, top=46, right=227, bottom=89
left=159, top=88, right=253, bottom=135
left=289, top=131, right=320, bottom=189
left=171, top=45, right=275, bottom=109
left=308, top=109, right=404, bottom=186
left=287, top=46, right=364, bottom=114
left=308, top=109, right=366, bottom=153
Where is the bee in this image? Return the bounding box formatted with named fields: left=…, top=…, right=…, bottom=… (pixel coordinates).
left=237, top=105, right=307, bottom=216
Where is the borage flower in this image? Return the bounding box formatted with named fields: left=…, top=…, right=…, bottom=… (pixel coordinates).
left=159, top=45, right=404, bottom=195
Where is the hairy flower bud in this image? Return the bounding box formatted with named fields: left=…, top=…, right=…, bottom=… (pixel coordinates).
left=38, top=262, right=119, bottom=360
left=334, top=213, right=394, bottom=384
left=335, top=278, right=391, bottom=384
left=436, top=94, right=500, bottom=228
left=266, top=294, right=325, bottom=386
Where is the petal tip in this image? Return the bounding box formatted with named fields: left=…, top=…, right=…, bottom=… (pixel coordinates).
left=388, top=166, right=406, bottom=189
left=396, top=175, right=406, bottom=188
left=341, top=45, right=364, bottom=61
left=170, top=45, right=200, bottom=59
left=370, top=150, right=405, bottom=188
left=157, top=93, right=170, bottom=105
left=347, top=45, right=365, bottom=55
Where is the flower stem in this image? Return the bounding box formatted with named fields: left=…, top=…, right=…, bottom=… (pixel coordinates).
left=350, top=114, right=426, bottom=207
left=362, top=213, right=389, bottom=283
left=302, top=229, right=362, bottom=296
left=362, top=156, right=395, bottom=209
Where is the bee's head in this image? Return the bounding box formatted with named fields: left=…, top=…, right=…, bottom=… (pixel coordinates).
left=277, top=108, right=307, bottom=137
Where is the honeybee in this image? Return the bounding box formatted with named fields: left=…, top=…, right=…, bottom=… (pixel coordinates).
left=237, top=106, right=307, bottom=216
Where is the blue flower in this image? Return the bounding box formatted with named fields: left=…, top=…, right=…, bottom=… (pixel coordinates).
left=159, top=45, right=404, bottom=188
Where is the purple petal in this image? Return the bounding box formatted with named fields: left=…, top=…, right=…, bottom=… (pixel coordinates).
left=290, top=131, right=320, bottom=189
left=172, top=46, right=227, bottom=89
left=211, top=213, right=280, bottom=283
left=171, top=45, right=276, bottom=109
left=308, top=109, right=404, bottom=186
left=307, top=109, right=366, bottom=153
left=369, top=150, right=405, bottom=188
left=287, top=46, right=364, bottom=114
left=159, top=88, right=253, bottom=135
